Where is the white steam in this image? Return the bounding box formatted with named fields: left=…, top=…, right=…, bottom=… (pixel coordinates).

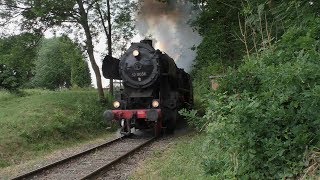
left=136, top=0, right=202, bottom=72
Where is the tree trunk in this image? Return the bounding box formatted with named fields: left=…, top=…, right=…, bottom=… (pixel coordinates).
left=77, top=0, right=105, bottom=101
left=107, top=0, right=113, bottom=96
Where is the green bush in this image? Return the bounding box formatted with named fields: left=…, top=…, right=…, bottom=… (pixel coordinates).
left=0, top=64, right=23, bottom=92
left=184, top=20, right=320, bottom=178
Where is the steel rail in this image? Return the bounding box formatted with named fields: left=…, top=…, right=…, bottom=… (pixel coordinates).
left=80, top=137, right=156, bottom=179
left=11, top=136, right=125, bottom=180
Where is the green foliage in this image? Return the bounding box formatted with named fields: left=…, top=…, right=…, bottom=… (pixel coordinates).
left=111, top=0, right=138, bottom=55
left=186, top=18, right=320, bottom=178
left=32, top=36, right=91, bottom=89
left=0, top=89, right=112, bottom=168
left=19, top=95, right=106, bottom=143
left=186, top=1, right=320, bottom=178
left=272, top=1, right=320, bottom=27
left=132, top=134, right=214, bottom=180
left=0, top=64, right=22, bottom=92
left=32, top=37, right=71, bottom=89
left=190, top=1, right=247, bottom=97
left=71, top=59, right=92, bottom=88
left=20, top=0, right=76, bottom=29
left=191, top=1, right=319, bottom=96
left=60, top=36, right=92, bottom=88
left=0, top=33, right=39, bottom=91
left=192, top=62, right=225, bottom=98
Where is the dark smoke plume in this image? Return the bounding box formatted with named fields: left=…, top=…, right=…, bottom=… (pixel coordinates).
left=136, top=0, right=202, bottom=72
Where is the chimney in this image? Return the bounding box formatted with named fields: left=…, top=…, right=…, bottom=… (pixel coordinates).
left=140, top=39, right=153, bottom=47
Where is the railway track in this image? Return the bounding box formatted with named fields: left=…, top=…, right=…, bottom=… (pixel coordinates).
left=12, top=136, right=156, bottom=180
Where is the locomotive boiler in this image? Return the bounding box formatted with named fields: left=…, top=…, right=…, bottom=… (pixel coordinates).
left=102, top=40, right=193, bottom=136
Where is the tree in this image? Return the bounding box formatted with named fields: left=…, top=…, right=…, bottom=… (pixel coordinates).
left=96, top=0, right=136, bottom=95
left=59, top=36, right=92, bottom=88
left=71, top=58, right=91, bottom=88
left=96, top=0, right=114, bottom=95
left=0, top=0, right=136, bottom=100
left=0, top=64, right=22, bottom=91
left=33, top=38, right=71, bottom=90
left=0, top=33, right=39, bottom=88
left=190, top=0, right=245, bottom=72
left=33, top=36, right=91, bottom=89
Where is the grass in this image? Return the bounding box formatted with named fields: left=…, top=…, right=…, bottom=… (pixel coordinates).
left=0, top=89, right=112, bottom=168
left=132, top=133, right=214, bottom=180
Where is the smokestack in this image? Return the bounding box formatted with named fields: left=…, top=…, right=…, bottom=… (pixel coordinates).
left=136, top=0, right=202, bottom=72
left=140, top=39, right=153, bottom=47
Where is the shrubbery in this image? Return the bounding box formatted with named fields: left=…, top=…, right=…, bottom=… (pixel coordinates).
left=0, top=64, right=23, bottom=92
left=184, top=19, right=320, bottom=178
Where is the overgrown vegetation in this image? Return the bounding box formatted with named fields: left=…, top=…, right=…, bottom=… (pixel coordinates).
left=0, top=33, right=39, bottom=92
left=132, top=134, right=213, bottom=180
left=32, top=36, right=91, bottom=89
left=182, top=0, right=320, bottom=179
left=0, top=89, right=112, bottom=168
left=0, top=35, right=92, bottom=91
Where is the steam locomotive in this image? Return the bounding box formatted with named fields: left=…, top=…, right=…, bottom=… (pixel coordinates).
left=102, top=40, right=193, bottom=136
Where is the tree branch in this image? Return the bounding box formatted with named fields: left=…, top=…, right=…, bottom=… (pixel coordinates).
left=0, top=2, right=30, bottom=10
left=96, top=4, right=109, bottom=38
left=87, top=0, right=99, bottom=12
left=238, top=13, right=250, bottom=58
left=216, top=0, right=241, bottom=10
left=0, top=11, right=23, bottom=26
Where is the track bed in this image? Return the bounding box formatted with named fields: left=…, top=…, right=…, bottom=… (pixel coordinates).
left=12, top=136, right=155, bottom=180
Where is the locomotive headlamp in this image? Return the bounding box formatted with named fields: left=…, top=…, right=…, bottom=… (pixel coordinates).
left=113, top=101, right=120, bottom=108
left=133, top=50, right=140, bottom=57
left=152, top=100, right=159, bottom=108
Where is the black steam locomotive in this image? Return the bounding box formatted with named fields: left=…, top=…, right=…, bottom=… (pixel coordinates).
left=103, top=40, right=193, bottom=136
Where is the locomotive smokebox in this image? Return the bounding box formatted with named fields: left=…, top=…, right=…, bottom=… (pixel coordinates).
left=119, top=40, right=160, bottom=88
